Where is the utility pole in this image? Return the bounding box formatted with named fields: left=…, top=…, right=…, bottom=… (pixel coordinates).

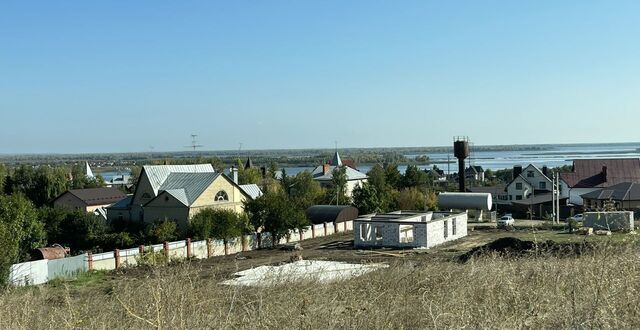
left=553, top=172, right=556, bottom=224
left=556, top=174, right=560, bottom=223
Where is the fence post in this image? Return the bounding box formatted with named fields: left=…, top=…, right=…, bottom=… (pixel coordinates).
left=334, top=222, right=338, bottom=233
left=163, top=241, right=169, bottom=259
left=186, top=238, right=192, bottom=258
left=139, top=245, right=144, bottom=255
left=299, top=229, right=304, bottom=241
left=241, top=236, right=247, bottom=252
left=224, top=239, right=229, bottom=255
left=114, top=249, right=121, bottom=270
left=87, top=252, right=93, bottom=271
left=257, top=233, right=262, bottom=249
left=324, top=222, right=328, bottom=236
left=311, top=225, right=315, bottom=238
left=206, top=238, right=212, bottom=258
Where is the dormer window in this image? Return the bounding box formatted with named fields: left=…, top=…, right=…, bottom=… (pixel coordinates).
left=527, top=171, right=534, bottom=178
left=215, top=190, right=229, bottom=201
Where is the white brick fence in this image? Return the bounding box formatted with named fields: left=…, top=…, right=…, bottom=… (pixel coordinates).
left=9, top=220, right=354, bottom=286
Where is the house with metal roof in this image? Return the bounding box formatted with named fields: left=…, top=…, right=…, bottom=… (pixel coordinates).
left=106, top=164, right=260, bottom=228
left=580, top=182, right=640, bottom=211
left=560, top=158, right=640, bottom=205
left=309, top=151, right=368, bottom=198
left=53, top=187, right=126, bottom=213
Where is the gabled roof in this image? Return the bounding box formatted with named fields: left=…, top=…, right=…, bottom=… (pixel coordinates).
left=310, top=165, right=368, bottom=181
left=580, top=182, right=640, bottom=201
left=560, top=159, right=640, bottom=188
left=55, top=187, right=126, bottom=206
left=239, top=184, right=263, bottom=199
left=158, top=172, right=221, bottom=206
left=146, top=172, right=254, bottom=207
left=466, top=166, right=484, bottom=174
left=107, top=195, right=133, bottom=209
left=142, top=164, right=215, bottom=196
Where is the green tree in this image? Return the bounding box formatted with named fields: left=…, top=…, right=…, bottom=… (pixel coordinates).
left=396, top=187, right=426, bottom=210
left=236, top=159, right=262, bottom=185
left=384, top=164, right=402, bottom=189
left=189, top=208, right=248, bottom=241
left=244, top=191, right=308, bottom=245
left=5, top=165, right=69, bottom=206
left=401, top=165, right=427, bottom=188
left=352, top=182, right=382, bottom=214
left=0, top=194, right=46, bottom=263
left=289, top=171, right=324, bottom=209
left=146, top=220, right=179, bottom=243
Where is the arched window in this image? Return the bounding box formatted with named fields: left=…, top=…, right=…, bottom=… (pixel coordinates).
left=215, top=190, right=229, bottom=202
left=142, top=192, right=151, bottom=199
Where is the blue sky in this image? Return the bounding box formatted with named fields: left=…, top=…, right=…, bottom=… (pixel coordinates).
left=1, top=1, right=639, bottom=153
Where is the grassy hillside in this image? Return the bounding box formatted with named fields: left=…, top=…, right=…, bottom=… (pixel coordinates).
left=2, top=240, right=640, bottom=329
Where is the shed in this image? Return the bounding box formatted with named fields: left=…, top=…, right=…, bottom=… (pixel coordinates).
left=306, top=205, right=359, bottom=224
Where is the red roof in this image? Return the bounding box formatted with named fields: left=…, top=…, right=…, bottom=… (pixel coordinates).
left=560, top=158, right=640, bottom=188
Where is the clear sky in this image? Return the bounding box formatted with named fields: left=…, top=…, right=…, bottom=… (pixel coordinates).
left=1, top=1, right=639, bottom=154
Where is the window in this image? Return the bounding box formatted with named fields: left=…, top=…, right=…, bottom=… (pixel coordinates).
left=516, top=195, right=522, bottom=200
left=443, top=220, right=448, bottom=238
left=359, top=224, right=369, bottom=241
left=527, top=171, right=534, bottom=178
left=509, top=195, right=513, bottom=200
left=452, top=218, right=457, bottom=235
left=539, top=182, right=546, bottom=190
left=374, top=227, right=383, bottom=241
left=141, top=192, right=151, bottom=199
left=516, top=182, right=523, bottom=190
left=399, top=225, right=414, bottom=243
left=215, top=190, right=229, bottom=201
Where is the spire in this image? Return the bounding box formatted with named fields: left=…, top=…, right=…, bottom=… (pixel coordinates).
left=85, top=162, right=94, bottom=178
left=330, top=151, right=342, bottom=167
left=245, top=157, right=254, bottom=170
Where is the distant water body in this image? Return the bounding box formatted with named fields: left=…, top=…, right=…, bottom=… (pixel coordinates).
left=283, top=143, right=640, bottom=176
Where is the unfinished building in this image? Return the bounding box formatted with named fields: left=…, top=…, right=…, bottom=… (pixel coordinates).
left=353, top=211, right=468, bottom=249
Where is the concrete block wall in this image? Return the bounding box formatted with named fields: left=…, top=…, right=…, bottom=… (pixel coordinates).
left=584, top=211, right=634, bottom=231
left=425, top=213, right=468, bottom=248
left=354, top=213, right=468, bottom=249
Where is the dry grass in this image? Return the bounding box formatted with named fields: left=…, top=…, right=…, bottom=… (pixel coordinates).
left=3, top=242, right=640, bottom=329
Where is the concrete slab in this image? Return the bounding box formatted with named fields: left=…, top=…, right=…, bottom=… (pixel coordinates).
left=221, top=260, right=388, bottom=287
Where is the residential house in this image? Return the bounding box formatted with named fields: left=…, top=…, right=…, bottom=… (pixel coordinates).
left=503, top=164, right=568, bottom=218
left=310, top=151, right=368, bottom=198
left=505, top=164, right=552, bottom=201
left=580, top=182, right=640, bottom=211
left=53, top=187, right=126, bottom=213
left=560, top=159, right=640, bottom=205
left=106, top=164, right=260, bottom=228
left=465, top=165, right=485, bottom=183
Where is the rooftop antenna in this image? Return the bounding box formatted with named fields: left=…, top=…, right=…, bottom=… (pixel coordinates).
left=185, top=134, right=203, bottom=152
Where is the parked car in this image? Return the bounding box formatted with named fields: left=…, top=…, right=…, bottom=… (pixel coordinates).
left=569, top=213, right=584, bottom=222
left=497, top=215, right=515, bottom=227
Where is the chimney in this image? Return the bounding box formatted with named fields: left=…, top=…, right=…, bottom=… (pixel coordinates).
left=542, top=166, right=548, bottom=177
left=231, top=166, right=238, bottom=184
left=323, top=163, right=331, bottom=175
left=513, top=165, right=523, bottom=179
left=602, top=165, right=607, bottom=181
left=260, top=166, right=267, bottom=178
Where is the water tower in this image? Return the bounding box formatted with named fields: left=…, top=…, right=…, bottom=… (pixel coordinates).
left=453, top=137, right=470, bottom=192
